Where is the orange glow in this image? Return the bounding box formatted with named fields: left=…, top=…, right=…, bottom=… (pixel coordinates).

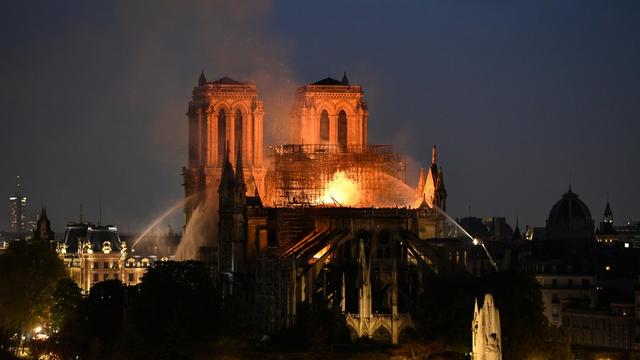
left=310, top=244, right=331, bottom=263
left=320, top=171, right=362, bottom=206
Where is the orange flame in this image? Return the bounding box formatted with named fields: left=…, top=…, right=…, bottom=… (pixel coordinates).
left=320, top=171, right=362, bottom=206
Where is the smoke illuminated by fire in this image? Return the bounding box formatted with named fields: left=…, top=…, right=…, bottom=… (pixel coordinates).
left=319, top=171, right=362, bottom=206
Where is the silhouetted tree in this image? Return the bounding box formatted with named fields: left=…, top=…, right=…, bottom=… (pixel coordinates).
left=47, top=279, right=86, bottom=359
left=50, top=279, right=82, bottom=332
left=121, top=261, right=222, bottom=359
left=270, top=299, right=351, bottom=352
left=83, top=279, right=126, bottom=359
left=0, top=240, right=66, bottom=336
left=414, top=269, right=573, bottom=359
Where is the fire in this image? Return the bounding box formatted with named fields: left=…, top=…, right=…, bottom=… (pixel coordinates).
left=320, top=171, right=362, bottom=206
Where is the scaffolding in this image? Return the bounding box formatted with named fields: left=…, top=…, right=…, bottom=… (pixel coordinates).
left=267, top=144, right=407, bottom=207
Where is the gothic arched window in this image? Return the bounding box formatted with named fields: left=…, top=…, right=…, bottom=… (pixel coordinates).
left=320, top=110, right=329, bottom=142
left=234, top=109, right=243, bottom=155
left=218, top=109, right=226, bottom=163
left=338, top=110, right=348, bottom=148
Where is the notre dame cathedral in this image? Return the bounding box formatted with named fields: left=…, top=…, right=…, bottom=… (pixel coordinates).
left=182, top=71, right=451, bottom=343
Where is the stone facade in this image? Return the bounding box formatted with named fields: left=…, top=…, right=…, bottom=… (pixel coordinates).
left=56, top=223, right=156, bottom=293
left=183, top=73, right=266, bottom=223
left=290, top=74, right=368, bottom=147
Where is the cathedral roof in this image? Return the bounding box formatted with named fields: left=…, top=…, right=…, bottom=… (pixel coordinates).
left=211, top=76, right=244, bottom=85
left=548, top=187, right=592, bottom=225
left=311, top=77, right=349, bottom=86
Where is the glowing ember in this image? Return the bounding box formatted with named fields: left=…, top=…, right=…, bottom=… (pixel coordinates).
left=320, top=171, right=362, bottom=206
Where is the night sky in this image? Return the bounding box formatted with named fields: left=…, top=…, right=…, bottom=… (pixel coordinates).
left=1, top=1, right=638, bottom=233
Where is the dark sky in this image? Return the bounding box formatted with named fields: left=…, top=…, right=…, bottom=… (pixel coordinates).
left=1, top=1, right=638, bottom=233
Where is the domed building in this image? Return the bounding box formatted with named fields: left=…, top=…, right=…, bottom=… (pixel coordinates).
left=523, top=186, right=598, bottom=327
left=546, top=186, right=595, bottom=243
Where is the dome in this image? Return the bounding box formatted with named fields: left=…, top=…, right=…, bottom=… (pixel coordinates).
left=548, top=187, right=592, bottom=224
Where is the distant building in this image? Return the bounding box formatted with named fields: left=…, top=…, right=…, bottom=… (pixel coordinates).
left=8, top=176, right=27, bottom=234
left=32, top=207, right=55, bottom=244
left=522, top=188, right=640, bottom=354
left=563, top=302, right=635, bottom=350
left=523, top=187, right=597, bottom=327
left=615, top=220, right=640, bottom=248
left=56, top=222, right=160, bottom=293
left=596, top=202, right=640, bottom=249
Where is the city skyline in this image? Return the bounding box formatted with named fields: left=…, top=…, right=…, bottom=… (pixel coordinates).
left=1, top=1, right=638, bottom=232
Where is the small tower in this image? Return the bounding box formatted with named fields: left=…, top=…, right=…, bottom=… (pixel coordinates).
left=290, top=74, right=368, bottom=146
left=418, top=145, right=447, bottom=210
left=603, top=201, right=613, bottom=224
left=198, top=69, right=207, bottom=86
left=184, top=72, right=265, bottom=223
left=511, top=215, right=523, bottom=242
left=341, top=71, right=350, bottom=85
left=218, top=142, right=248, bottom=295
left=357, top=238, right=372, bottom=319
left=33, top=207, right=54, bottom=244
left=434, top=165, right=447, bottom=211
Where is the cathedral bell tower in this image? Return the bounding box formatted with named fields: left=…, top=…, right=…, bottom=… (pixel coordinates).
left=290, top=72, right=368, bottom=148
left=183, top=71, right=265, bottom=223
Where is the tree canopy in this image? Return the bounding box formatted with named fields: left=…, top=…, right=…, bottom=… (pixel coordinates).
left=414, top=269, right=572, bottom=360
left=0, top=240, right=67, bottom=333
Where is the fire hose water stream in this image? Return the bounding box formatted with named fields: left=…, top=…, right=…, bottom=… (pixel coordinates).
left=431, top=204, right=499, bottom=272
